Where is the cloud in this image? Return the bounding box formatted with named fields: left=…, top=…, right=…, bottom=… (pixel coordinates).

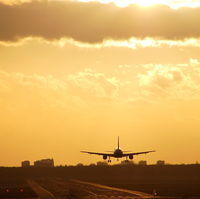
left=1, top=1, right=200, bottom=43
left=137, top=61, right=200, bottom=98
left=3, top=36, right=200, bottom=49
left=1, top=60, right=200, bottom=112
left=0, top=0, right=31, bottom=5
left=0, top=69, right=120, bottom=112
left=0, top=71, right=71, bottom=111
left=67, top=69, right=119, bottom=100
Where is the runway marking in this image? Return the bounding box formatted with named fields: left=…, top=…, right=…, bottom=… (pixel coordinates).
left=27, top=180, right=55, bottom=199
left=71, top=179, right=153, bottom=198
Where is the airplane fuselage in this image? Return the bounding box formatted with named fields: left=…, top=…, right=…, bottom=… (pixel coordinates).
left=113, top=148, right=123, bottom=158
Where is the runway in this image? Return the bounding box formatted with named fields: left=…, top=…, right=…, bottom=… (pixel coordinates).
left=70, top=179, right=154, bottom=199
left=27, top=180, right=55, bottom=199
left=27, top=178, right=180, bottom=199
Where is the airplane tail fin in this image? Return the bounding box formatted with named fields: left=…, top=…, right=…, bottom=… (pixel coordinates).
left=117, top=136, right=120, bottom=149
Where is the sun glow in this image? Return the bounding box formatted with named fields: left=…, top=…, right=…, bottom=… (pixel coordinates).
left=101, top=0, right=162, bottom=7
left=125, top=0, right=165, bottom=7
left=5, top=0, right=200, bottom=8
left=113, top=0, right=161, bottom=7
left=68, top=0, right=200, bottom=8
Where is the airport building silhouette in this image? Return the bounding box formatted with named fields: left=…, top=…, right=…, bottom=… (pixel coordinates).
left=21, top=158, right=54, bottom=167
left=21, top=160, right=30, bottom=167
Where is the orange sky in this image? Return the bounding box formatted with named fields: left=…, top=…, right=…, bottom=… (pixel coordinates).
left=0, top=0, right=200, bottom=166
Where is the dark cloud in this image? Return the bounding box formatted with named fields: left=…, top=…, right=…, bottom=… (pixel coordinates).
left=1, top=1, right=200, bottom=43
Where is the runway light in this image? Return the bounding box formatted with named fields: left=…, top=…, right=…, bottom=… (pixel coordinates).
left=6, top=189, right=9, bottom=193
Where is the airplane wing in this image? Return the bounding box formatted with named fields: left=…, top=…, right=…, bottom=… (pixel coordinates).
left=80, top=151, right=114, bottom=156
left=122, top=150, right=155, bottom=157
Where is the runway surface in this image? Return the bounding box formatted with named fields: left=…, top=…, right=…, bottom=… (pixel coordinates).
left=27, top=180, right=55, bottom=199
left=70, top=179, right=154, bottom=199
left=28, top=178, right=179, bottom=199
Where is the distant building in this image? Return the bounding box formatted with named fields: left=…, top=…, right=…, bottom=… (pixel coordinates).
left=96, top=161, right=108, bottom=166
left=76, top=163, right=84, bottom=167
left=89, top=163, right=96, bottom=167
left=121, top=160, right=134, bottom=165
left=34, top=159, right=54, bottom=167
left=156, top=160, right=165, bottom=165
left=138, top=160, right=147, bottom=165
left=21, top=160, right=30, bottom=167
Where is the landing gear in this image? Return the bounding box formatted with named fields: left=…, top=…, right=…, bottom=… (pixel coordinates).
left=108, top=159, right=111, bottom=163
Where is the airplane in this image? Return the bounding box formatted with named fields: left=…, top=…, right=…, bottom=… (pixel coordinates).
left=81, top=137, right=155, bottom=162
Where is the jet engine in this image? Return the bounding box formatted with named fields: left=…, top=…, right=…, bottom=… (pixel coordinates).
left=103, top=155, right=107, bottom=160
left=129, top=155, right=133, bottom=160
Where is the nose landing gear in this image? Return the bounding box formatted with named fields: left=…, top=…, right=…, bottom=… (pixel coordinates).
left=108, top=157, right=111, bottom=163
